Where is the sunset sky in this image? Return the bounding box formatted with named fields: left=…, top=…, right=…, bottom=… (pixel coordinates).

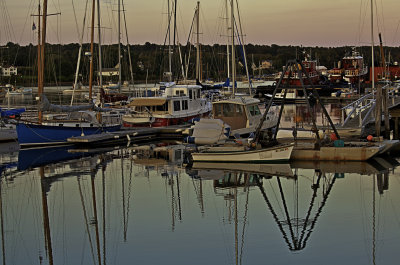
left=2, top=0, right=400, bottom=47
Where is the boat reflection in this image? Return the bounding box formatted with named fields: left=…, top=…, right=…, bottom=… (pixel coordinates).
left=0, top=142, right=398, bottom=264
left=290, top=157, right=399, bottom=176
left=130, top=142, right=187, bottom=169
left=5, top=145, right=132, bottom=265
left=17, top=145, right=117, bottom=171
left=188, top=162, right=293, bottom=180
left=187, top=157, right=399, bottom=255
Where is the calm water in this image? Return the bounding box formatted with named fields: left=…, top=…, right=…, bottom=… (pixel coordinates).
left=0, top=141, right=400, bottom=265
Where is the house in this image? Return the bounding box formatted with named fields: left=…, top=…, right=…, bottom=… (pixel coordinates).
left=0, top=65, right=18, bottom=76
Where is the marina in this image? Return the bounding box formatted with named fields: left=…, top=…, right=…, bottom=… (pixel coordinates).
left=1, top=0, right=400, bottom=263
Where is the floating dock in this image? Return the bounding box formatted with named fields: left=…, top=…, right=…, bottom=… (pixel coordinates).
left=67, top=125, right=190, bottom=146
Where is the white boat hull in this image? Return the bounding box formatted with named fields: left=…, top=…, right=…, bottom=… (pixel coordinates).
left=191, top=144, right=294, bottom=163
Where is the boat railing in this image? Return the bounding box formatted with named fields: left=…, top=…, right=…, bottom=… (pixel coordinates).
left=329, top=69, right=343, bottom=75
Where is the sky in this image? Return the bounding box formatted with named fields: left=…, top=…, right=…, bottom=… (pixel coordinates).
left=1, top=0, right=400, bottom=47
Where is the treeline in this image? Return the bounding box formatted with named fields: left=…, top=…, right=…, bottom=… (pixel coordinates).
left=1, top=41, right=400, bottom=86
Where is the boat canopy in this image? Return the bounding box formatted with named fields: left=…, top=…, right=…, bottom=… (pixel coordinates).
left=0, top=108, right=25, bottom=117
left=129, top=98, right=167, bottom=107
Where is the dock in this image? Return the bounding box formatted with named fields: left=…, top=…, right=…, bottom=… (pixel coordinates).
left=67, top=125, right=190, bottom=146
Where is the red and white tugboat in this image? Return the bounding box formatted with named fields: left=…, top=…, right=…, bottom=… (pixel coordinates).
left=276, top=52, right=320, bottom=87
left=329, top=48, right=368, bottom=86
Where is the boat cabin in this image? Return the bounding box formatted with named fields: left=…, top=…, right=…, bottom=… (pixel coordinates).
left=212, top=97, right=263, bottom=131
left=129, top=84, right=203, bottom=115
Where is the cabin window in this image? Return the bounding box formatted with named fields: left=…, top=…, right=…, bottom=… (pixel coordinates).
left=156, top=102, right=168, bottom=112
left=223, top=104, right=235, bottom=117
left=182, top=100, right=188, bottom=110
left=175, top=90, right=184, bottom=96
left=175, top=150, right=182, bottom=160
left=235, top=104, right=244, bottom=116
left=214, top=103, right=244, bottom=117
left=189, top=89, right=193, bottom=99
left=213, top=104, right=222, bottom=116
left=197, top=89, right=201, bottom=99
left=173, top=101, right=181, bottom=111
left=247, top=105, right=261, bottom=116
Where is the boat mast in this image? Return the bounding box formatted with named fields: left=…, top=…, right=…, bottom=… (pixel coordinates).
left=97, top=0, right=103, bottom=92
left=371, top=0, right=381, bottom=137
left=225, top=0, right=230, bottom=82
left=167, top=0, right=172, bottom=82
left=71, top=0, right=89, bottom=106
left=379, top=33, right=390, bottom=138
left=195, top=1, right=200, bottom=81
left=122, top=0, right=134, bottom=85
left=88, top=0, right=96, bottom=101
left=38, top=0, right=48, bottom=123
left=118, top=0, right=122, bottom=92
left=231, top=0, right=236, bottom=97
left=235, top=0, right=252, bottom=95
left=37, top=2, right=41, bottom=113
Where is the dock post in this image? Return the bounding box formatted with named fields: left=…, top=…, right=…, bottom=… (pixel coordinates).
left=342, top=109, right=345, bottom=124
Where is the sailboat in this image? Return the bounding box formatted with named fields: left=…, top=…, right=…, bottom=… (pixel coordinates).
left=186, top=0, right=278, bottom=142
left=16, top=0, right=121, bottom=148
left=100, top=0, right=129, bottom=103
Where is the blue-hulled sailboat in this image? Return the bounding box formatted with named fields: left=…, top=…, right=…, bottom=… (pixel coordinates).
left=16, top=0, right=121, bottom=148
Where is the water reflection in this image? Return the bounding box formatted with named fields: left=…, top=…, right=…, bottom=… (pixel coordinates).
left=0, top=143, right=399, bottom=264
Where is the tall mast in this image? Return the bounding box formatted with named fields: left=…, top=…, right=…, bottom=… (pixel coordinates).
left=97, top=0, right=103, bottom=90
left=371, top=0, right=375, bottom=91
left=195, top=1, right=200, bottom=81
left=235, top=0, right=252, bottom=95
left=122, top=0, right=134, bottom=85
left=168, top=0, right=172, bottom=81
left=231, top=0, right=236, bottom=97
left=118, top=0, right=122, bottom=92
left=371, top=0, right=381, bottom=137
left=38, top=0, right=48, bottom=123
left=225, top=0, right=230, bottom=80
left=37, top=2, right=41, bottom=110
left=173, top=0, right=177, bottom=48
left=71, top=0, right=89, bottom=106
left=88, top=0, right=95, bottom=100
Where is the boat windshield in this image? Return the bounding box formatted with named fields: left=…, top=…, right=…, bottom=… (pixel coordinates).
left=213, top=103, right=244, bottom=117
left=247, top=105, right=261, bottom=116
